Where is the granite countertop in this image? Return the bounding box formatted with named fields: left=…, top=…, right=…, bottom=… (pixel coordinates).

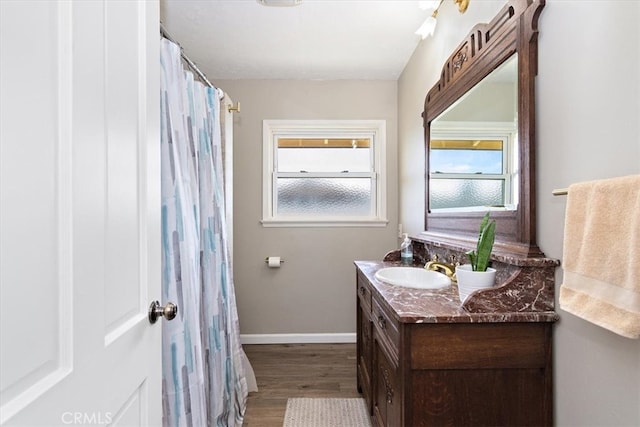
left=355, top=260, right=559, bottom=324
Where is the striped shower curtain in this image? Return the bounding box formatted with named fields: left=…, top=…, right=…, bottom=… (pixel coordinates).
left=160, top=38, right=247, bottom=427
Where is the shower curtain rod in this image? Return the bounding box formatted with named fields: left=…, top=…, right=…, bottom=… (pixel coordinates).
left=160, top=23, right=215, bottom=90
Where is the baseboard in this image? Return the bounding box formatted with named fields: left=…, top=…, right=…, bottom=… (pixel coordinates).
left=240, top=333, right=356, bottom=345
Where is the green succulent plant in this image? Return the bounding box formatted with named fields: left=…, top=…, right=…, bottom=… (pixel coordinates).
left=466, top=212, right=496, bottom=272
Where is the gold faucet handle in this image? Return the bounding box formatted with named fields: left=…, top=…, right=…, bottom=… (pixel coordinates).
left=424, top=254, right=437, bottom=270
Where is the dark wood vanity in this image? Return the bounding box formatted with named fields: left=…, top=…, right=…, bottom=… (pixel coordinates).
left=356, top=256, right=558, bottom=427
left=356, top=1, right=559, bottom=425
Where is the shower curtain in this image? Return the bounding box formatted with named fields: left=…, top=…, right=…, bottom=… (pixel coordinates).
left=160, top=38, right=248, bottom=427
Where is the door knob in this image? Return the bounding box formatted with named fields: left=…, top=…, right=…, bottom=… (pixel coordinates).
left=148, top=301, right=178, bottom=324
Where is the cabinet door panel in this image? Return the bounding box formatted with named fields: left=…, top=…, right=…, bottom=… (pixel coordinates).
left=357, top=300, right=373, bottom=413
left=411, top=369, right=549, bottom=426
left=373, top=332, right=401, bottom=427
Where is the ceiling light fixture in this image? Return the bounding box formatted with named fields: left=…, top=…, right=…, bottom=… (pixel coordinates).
left=416, top=0, right=469, bottom=39
left=256, top=0, right=303, bottom=7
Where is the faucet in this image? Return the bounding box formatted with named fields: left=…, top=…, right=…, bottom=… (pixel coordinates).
left=424, top=254, right=458, bottom=283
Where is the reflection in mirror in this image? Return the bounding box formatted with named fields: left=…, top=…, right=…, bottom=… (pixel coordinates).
left=429, top=55, right=517, bottom=212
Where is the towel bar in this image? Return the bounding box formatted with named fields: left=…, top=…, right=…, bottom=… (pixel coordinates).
left=552, top=188, right=568, bottom=196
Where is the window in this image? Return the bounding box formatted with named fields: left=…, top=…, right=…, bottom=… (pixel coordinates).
left=429, top=122, right=517, bottom=211
left=262, top=120, right=387, bottom=227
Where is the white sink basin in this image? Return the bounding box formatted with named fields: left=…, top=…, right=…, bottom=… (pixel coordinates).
left=374, top=267, right=451, bottom=289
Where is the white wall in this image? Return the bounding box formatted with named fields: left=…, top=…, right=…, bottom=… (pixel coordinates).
left=399, top=1, right=640, bottom=425
left=214, top=79, right=398, bottom=339
left=538, top=2, right=640, bottom=425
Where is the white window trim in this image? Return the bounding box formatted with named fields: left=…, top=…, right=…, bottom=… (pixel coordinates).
left=262, top=119, right=388, bottom=227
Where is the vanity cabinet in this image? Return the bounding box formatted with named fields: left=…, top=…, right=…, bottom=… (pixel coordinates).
left=356, top=266, right=555, bottom=427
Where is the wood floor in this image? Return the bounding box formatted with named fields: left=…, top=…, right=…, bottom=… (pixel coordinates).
left=241, top=343, right=361, bottom=427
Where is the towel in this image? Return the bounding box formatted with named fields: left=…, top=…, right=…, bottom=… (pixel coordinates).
left=559, top=175, right=640, bottom=339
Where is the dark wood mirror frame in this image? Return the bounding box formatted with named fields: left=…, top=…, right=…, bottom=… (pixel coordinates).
left=423, top=0, right=545, bottom=258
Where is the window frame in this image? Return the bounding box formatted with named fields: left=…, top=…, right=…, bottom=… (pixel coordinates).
left=262, top=119, right=388, bottom=227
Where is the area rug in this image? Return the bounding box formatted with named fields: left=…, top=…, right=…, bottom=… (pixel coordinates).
left=283, top=398, right=371, bottom=427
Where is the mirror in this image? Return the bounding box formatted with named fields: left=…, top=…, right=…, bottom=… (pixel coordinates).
left=423, top=0, right=545, bottom=257
left=430, top=55, right=518, bottom=212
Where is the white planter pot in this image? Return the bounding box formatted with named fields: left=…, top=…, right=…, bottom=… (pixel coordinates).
left=455, top=264, right=497, bottom=303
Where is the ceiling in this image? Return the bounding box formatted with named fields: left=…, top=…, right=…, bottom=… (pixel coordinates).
left=160, top=0, right=428, bottom=81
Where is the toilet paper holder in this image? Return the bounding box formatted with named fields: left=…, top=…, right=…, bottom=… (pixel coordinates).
left=264, top=257, right=285, bottom=265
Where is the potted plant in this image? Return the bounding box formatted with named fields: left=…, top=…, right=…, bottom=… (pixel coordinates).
left=455, top=212, right=497, bottom=302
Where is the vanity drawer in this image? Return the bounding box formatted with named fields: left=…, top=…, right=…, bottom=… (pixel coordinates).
left=409, top=323, right=550, bottom=370
left=357, top=274, right=372, bottom=313
left=372, top=298, right=400, bottom=351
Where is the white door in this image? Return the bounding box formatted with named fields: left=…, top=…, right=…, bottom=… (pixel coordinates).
left=0, top=1, right=164, bottom=426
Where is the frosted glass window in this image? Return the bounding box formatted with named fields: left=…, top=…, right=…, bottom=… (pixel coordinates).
left=430, top=179, right=504, bottom=209
left=262, top=120, right=387, bottom=226
left=275, top=138, right=373, bottom=216
left=277, top=178, right=371, bottom=216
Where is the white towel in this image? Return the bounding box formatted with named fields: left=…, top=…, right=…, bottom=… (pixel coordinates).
left=559, top=175, right=640, bottom=339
